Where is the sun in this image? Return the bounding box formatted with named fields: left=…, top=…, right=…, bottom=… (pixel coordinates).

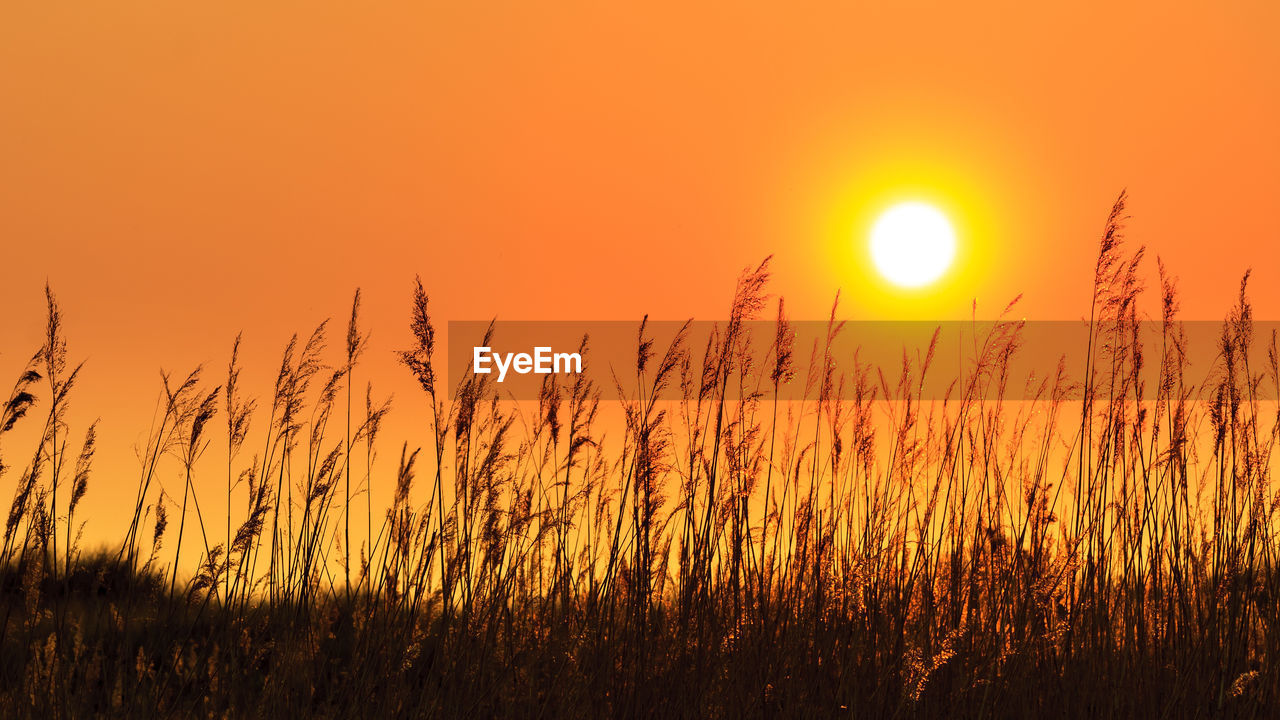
left=869, top=202, right=956, bottom=288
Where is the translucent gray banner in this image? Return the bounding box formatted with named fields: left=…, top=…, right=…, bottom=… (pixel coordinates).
left=446, top=320, right=1273, bottom=401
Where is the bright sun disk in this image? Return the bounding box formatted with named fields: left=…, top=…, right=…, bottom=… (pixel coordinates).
left=869, top=202, right=956, bottom=288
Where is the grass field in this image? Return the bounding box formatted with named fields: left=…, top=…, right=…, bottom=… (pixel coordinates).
left=2, top=198, right=1277, bottom=718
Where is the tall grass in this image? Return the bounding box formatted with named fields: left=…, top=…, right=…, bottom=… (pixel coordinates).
left=1, top=200, right=1278, bottom=717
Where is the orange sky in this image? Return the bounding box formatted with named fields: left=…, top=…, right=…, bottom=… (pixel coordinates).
left=2, top=0, right=1279, bottom=547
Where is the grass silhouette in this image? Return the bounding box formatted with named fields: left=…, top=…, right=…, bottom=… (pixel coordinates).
left=1, top=194, right=1277, bottom=718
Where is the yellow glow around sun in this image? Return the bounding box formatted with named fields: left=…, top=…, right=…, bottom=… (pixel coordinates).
left=869, top=202, right=956, bottom=288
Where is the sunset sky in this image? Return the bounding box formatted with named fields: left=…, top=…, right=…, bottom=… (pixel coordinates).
left=2, top=1, right=1279, bottom=544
